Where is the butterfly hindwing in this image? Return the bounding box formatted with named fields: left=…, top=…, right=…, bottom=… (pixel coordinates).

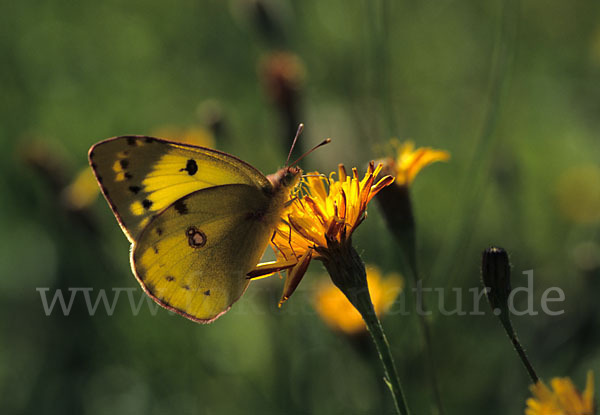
left=88, top=136, right=271, bottom=242
left=132, top=183, right=277, bottom=323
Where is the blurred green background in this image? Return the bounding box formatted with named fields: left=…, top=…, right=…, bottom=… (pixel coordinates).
left=2, top=0, right=600, bottom=414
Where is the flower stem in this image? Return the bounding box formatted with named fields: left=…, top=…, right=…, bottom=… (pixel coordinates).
left=321, top=240, right=410, bottom=415
left=357, top=289, right=410, bottom=415
left=378, top=185, right=444, bottom=414
left=498, top=310, right=539, bottom=383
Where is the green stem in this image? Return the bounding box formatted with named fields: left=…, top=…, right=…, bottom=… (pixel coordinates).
left=358, top=291, right=410, bottom=415
left=498, top=311, right=539, bottom=383
left=321, top=241, right=410, bottom=415
left=377, top=185, right=444, bottom=414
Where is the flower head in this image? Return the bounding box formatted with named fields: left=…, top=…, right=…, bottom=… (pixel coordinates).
left=526, top=372, right=595, bottom=415
left=376, top=140, right=450, bottom=266
left=379, top=139, right=450, bottom=187
left=274, top=162, right=394, bottom=251
left=266, top=162, right=394, bottom=304
left=315, top=266, right=403, bottom=335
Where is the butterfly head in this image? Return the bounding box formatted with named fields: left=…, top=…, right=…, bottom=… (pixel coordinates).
left=267, top=166, right=302, bottom=194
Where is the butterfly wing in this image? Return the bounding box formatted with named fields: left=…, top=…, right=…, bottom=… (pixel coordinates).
left=131, top=183, right=278, bottom=323
left=88, top=136, right=270, bottom=242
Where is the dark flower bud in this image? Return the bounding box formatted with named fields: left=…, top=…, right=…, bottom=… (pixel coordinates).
left=481, top=246, right=512, bottom=314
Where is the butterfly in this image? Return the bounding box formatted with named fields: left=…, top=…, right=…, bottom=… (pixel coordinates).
left=88, top=131, right=315, bottom=323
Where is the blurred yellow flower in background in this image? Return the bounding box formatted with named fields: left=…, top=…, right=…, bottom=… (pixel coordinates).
left=379, top=139, right=450, bottom=186
left=314, top=266, right=403, bottom=335
left=525, top=371, right=595, bottom=415
left=151, top=126, right=216, bottom=148
left=63, top=167, right=100, bottom=210
left=556, top=165, right=600, bottom=224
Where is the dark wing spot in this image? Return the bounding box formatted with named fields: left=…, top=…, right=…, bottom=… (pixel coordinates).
left=204, top=290, right=211, bottom=296
left=153, top=246, right=159, bottom=254
left=97, top=175, right=103, bottom=183
left=180, top=159, right=198, bottom=176
left=174, top=199, right=188, bottom=215
left=186, top=226, right=207, bottom=248
left=120, top=159, right=129, bottom=169
left=129, top=185, right=141, bottom=194
left=145, top=137, right=154, bottom=143
left=165, top=275, right=175, bottom=282
left=124, top=172, right=133, bottom=180
left=91, top=162, right=97, bottom=169
left=142, top=199, right=153, bottom=209
left=182, top=284, right=190, bottom=290
left=156, top=228, right=163, bottom=236
left=127, top=137, right=137, bottom=146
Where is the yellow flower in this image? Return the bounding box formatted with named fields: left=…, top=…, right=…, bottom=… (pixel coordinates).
left=315, top=266, right=403, bottom=335
left=62, top=167, right=101, bottom=210
left=380, top=139, right=450, bottom=186
left=526, top=371, right=595, bottom=415
left=275, top=161, right=394, bottom=250
left=258, top=162, right=394, bottom=305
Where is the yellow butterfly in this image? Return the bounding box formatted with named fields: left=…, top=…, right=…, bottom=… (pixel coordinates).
left=88, top=133, right=309, bottom=323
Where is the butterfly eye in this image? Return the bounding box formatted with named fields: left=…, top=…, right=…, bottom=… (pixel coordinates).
left=283, top=170, right=300, bottom=188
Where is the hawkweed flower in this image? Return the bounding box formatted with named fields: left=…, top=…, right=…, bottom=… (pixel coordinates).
left=376, top=139, right=450, bottom=270
left=259, top=161, right=410, bottom=415
left=315, top=265, right=403, bottom=335
left=379, top=139, right=450, bottom=187
left=375, top=140, right=450, bottom=415
left=267, top=162, right=394, bottom=305
left=526, top=372, right=595, bottom=415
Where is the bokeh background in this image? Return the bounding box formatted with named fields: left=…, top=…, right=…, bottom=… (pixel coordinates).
left=2, top=0, right=600, bottom=414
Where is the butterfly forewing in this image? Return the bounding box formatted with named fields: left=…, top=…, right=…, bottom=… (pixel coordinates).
left=88, top=136, right=271, bottom=242
left=132, top=184, right=276, bottom=322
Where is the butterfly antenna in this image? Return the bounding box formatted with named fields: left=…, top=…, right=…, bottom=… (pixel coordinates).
left=286, top=123, right=304, bottom=167
left=289, top=138, right=331, bottom=167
